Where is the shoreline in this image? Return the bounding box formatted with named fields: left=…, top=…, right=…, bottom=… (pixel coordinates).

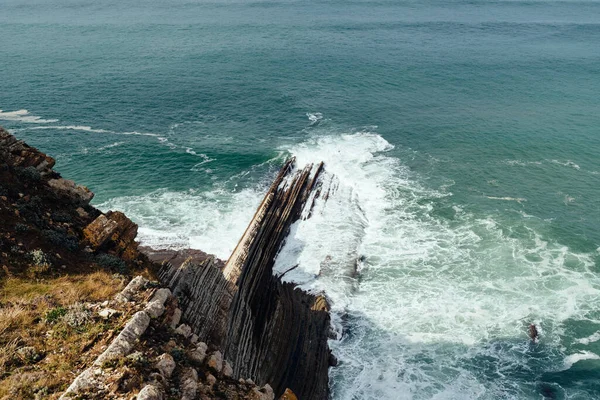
left=0, top=126, right=332, bottom=399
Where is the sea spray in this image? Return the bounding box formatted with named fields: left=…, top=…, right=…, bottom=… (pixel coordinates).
left=273, top=131, right=600, bottom=399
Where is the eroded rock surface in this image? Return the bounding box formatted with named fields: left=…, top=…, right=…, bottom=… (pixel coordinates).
left=0, top=127, right=150, bottom=277
left=159, top=159, right=332, bottom=399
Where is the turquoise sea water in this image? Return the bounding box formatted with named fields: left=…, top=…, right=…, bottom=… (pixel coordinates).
left=2, top=0, right=600, bottom=398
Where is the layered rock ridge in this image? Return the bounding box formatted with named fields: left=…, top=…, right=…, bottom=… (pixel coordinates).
left=158, top=159, right=332, bottom=399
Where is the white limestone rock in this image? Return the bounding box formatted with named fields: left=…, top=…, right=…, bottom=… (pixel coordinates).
left=207, top=351, right=223, bottom=373
left=206, top=373, right=217, bottom=386
left=94, top=311, right=150, bottom=366
left=188, top=342, right=208, bottom=364
left=252, top=384, right=275, bottom=400
left=98, top=308, right=119, bottom=319
left=58, top=368, right=105, bottom=399
left=137, top=384, right=163, bottom=400
left=175, top=324, right=192, bottom=338
left=115, top=276, right=148, bottom=303
left=180, top=368, right=198, bottom=400
left=155, top=353, right=176, bottom=379
left=144, top=288, right=171, bottom=318
left=222, top=361, right=233, bottom=377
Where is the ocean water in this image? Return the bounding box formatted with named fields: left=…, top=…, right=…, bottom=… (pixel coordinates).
left=2, top=0, right=600, bottom=398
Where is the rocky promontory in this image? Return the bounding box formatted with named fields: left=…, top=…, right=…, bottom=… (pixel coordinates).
left=0, top=126, right=332, bottom=399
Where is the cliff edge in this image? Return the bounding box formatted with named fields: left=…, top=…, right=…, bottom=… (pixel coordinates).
left=0, top=126, right=332, bottom=399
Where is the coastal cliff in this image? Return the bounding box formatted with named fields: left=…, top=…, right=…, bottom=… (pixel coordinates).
left=0, top=126, right=331, bottom=399
left=157, top=160, right=332, bottom=399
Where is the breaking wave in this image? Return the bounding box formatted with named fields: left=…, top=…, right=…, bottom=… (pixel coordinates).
left=0, top=109, right=58, bottom=123
left=270, top=131, right=600, bottom=399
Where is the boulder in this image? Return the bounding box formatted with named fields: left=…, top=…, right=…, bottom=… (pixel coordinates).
left=169, top=308, right=182, bottom=329
left=137, top=384, right=163, bottom=400
left=207, top=351, right=223, bottom=373
left=98, top=308, right=119, bottom=319
left=180, top=368, right=198, bottom=400
left=48, top=178, right=94, bottom=203
left=145, top=288, right=171, bottom=318
left=155, top=353, right=176, bottom=379
left=115, top=276, right=148, bottom=303
left=94, top=311, right=151, bottom=366
left=251, top=384, right=275, bottom=400
left=0, top=128, right=56, bottom=172
left=59, top=368, right=105, bottom=399
left=83, top=211, right=139, bottom=260
left=222, top=361, right=233, bottom=377
left=188, top=342, right=208, bottom=364
left=175, top=324, right=192, bottom=338
left=262, top=384, right=275, bottom=400
left=206, top=373, right=217, bottom=386
left=279, top=389, right=298, bottom=400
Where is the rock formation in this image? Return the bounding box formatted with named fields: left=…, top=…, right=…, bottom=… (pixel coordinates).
left=58, top=274, right=295, bottom=400
left=158, top=159, right=332, bottom=399
left=1, top=127, right=332, bottom=399
left=0, top=126, right=149, bottom=277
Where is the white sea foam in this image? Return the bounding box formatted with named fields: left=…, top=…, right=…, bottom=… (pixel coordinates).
left=185, top=147, right=215, bottom=164
left=550, top=159, right=581, bottom=170
left=503, top=160, right=543, bottom=167
left=307, top=112, right=323, bottom=125
left=98, top=141, right=124, bottom=151
left=25, top=125, right=160, bottom=137
left=98, top=186, right=264, bottom=260
left=485, top=196, right=527, bottom=203
left=22, top=124, right=215, bottom=160
left=0, top=109, right=59, bottom=123
left=575, top=331, right=600, bottom=345
left=266, top=131, right=599, bottom=399
left=563, top=194, right=576, bottom=205
left=563, top=351, right=600, bottom=370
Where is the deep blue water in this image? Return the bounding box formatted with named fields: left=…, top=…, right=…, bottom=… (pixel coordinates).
left=2, top=0, right=600, bottom=398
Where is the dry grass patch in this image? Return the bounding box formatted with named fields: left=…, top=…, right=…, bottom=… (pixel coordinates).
left=0, top=305, right=30, bottom=337
left=0, top=270, right=127, bottom=399
left=1, top=271, right=123, bottom=304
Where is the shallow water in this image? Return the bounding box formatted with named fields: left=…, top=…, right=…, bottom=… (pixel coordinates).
left=2, top=0, right=600, bottom=398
